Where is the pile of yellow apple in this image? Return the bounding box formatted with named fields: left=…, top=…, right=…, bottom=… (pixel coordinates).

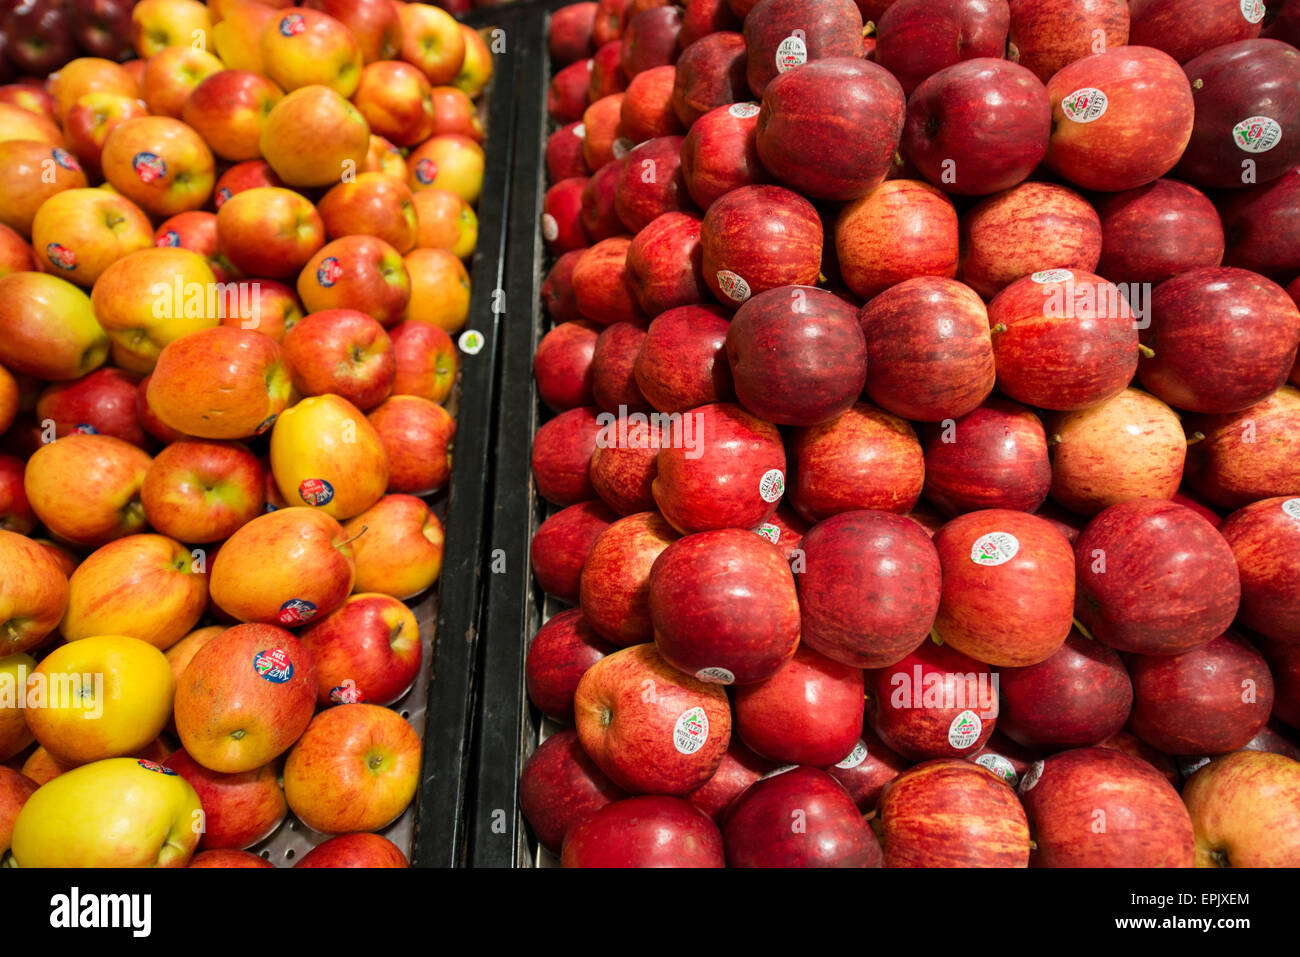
left=0, top=0, right=491, bottom=869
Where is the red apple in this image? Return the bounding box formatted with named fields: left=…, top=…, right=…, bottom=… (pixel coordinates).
left=1219, top=168, right=1300, bottom=282
left=281, top=308, right=395, bottom=411
left=550, top=2, right=599, bottom=65
left=1183, top=386, right=1300, bottom=511
left=162, top=750, right=285, bottom=850
left=619, top=64, right=682, bottom=143
left=367, top=395, right=454, bottom=495
left=294, top=833, right=408, bottom=868
left=535, top=319, right=600, bottom=412
left=388, top=319, right=456, bottom=406
left=572, top=236, right=645, bottom=327
left=531, top=500, right=618, bottom=606
left=1095, top=178, right=1224, bottom=285
left=679, top=101, right=771, bottom=212
left=531, top=405, right=603, bottom=507
left=34, top=368, right=145, bottom=448
left=722, top=766, right=883, bottom=867
left=1181, top=749, right=1300, bottom=868
left=1006, top=0, right=1130, bottom=83
left=578, top=510, right=679, bottom=645
left=298, top=593, right=422, bottom=707
left=519, top=729, right=626, bottom=853
left=1218, top=497, right=1300, bottom=644
left=922, top=398, right=1051, bottom=516
left=826, top=725, right=911, bottom=811
left=835, top=179, right=959, bottom=301
left=797, top=509, right=941, bottom=669
left=216, top=186, right=325, bottom=281
left=625, top=211, right=709, bottom=318
left=526, top=609, right=619, bottom=723
left=141, top=440, right=265, bottom=544
left=670, top=31, right=747, bottom=128
left=700, top=184, right=822, bottom=308
left=304, top=0, right=402, bottom=64
left=549, top=58, right=594, bottom=123
left=743, top=0, right=864, bottom=97
left=879, top=759, right=1030, bottom=867
left=620, top=5, right=682, bottom=78
left=562, top=795, right=724, bottom=866
left=542, top=177, right=589, bottom=255
left=875, top=0, right=1010, bottom=97
left=578, top=156, right=625, bottom=242
left=632, top=304, right=733, bottom=413
left=612, top=135, right=691, bottom=234
left=685, top=739, right=774, bottom=822
left=297, top=235, right=412, bottom=328
left=544, top=251, right=586, bottom=325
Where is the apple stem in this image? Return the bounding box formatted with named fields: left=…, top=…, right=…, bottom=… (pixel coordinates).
left=817, top=272, right=828, bottom=285
left=338, top=524, right=370, bottom=549
left=1186, top=432, right=1205, bottom=446
left=929, top=627, right=944, bottom=646
left=1137, top=344, right=1155, bottom=359
left=990, top=323, right=1007, bottom=334
left=863, top=21, right=876, bottom=37
left=1071, top=618, right=1096, bottom=642
left=1192, top=78, right=1203, bottom=91
left=1028, top=840, right=1038, bottom=852
left=1006, top=41, right=1020, bottom=63
left=1047, top=433, right=1062, bottom=447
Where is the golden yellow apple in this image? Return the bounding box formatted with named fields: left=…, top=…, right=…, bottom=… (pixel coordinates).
left=270, top=394, right=389, bottom=520
left=0, top=652, right=37, bottom=761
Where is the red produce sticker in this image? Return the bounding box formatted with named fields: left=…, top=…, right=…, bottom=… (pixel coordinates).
left=276, top=600, right=317, bottom=627
left=298, top=478, right=334, bottom=506
left=137, top=759, right=177, bottom=775
left=279, top=13, right=306, bottom=35
left=415, top=158, right=438, bottom=185
left=45, top=243, right=77, bottom=270
left=316, top=256, right=343, bottom=287
left=157, top=230, right=181, bottom=248
left=253, top=647, right=296, bottom=680
left=51, top=147, right=79, bottom=171
left=132, top=151, right=167, bottom=184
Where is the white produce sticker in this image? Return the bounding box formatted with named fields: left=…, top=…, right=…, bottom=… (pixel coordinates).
left=541, top=213, right=558, bottom=242
left=729, top=102, right=761, bottom=119
left=716, top=269, right=751, bottom=303
left=1019, top=760, right=1045, bottom=794
left=611, top=137, right=634, bottom=159
left=948, top=710, right=982, bottom=750
left=759, top=469, right=785, bottom=503
left=835, top=740, right=869, bottom=770
left=975, top=753, right=1018, bottom=787
left=1233, top=116, right=1282, bottom=153
left=673, top=706, right=710, bottom=754
left=1282, top=498, right=1300, bottom=520
left=573, top=123, right=586, bottom=139
left=1031, top=268, right=1073, bottom=284
left=971, top=532, right=1020, bottom=566
left=695, top=666, right=735, bottom=685
left=1241, top=0, right=1266, bottom=23
left=1061, top=88, right=1107, bottom=123
left=458, top=329, right=485, bottom=355
left=759, top=764, right=798, bottom=780
left=775, top=35, right=807, bottom=73
left=755, top=522, right=781, bottom=544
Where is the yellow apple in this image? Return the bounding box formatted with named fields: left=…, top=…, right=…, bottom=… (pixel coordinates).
left=62, top=535, right=209, bottom=650
left=132, top=0, right=213, bottom=59
left=30, top=187, right=154, bottom=287
left=259, top=7, right=363, bottom=97
left=24, top=635, right=174, bottom=766
left=0, top=103, right=64, bottom=147
left=10, top=756, right=202, bottom=867
left=141, top=45, right=225, bottom=118
left=212, top=0, right=278, bottom=73
left=0, top=272, right=110, bottom=381
left=453, top=23, right=493, bottom=99
left=407, top=133, right=483, bottom=204
left=259, top=85, right=370, bottom=188
left=48, top=58, right=139, bottom=121
left=0, top=652, right=37, bottom=761
left=101, top=115, right=215, bottom=218
left=270, top=394, right=389, bottom=520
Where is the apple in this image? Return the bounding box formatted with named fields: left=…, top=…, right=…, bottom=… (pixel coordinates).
left=933, top=508, right=1076, bottom=666
left=531, top=500, right=616, bottom=606
left=0, top=270, right=107, bottom=379
left=259, top=7, right=362, bottom=98
left=353, top=60, right=436, bottom=149
left=175, top=622, right=317, bottom=773
left=35, top=367, right=146, bottom=448
left=1181, top=750, right=1300, bottom=867
left=648, top=528, right=799, bottom=685
left=836, top=179, right=959, bottom=301
left=594, top=0, right=628, bottom=45
left=551, top=1, right=599, bottom=64
left=519, top=729, right=627, bottom=853
left=49, top=58, right=139, bottom=123
left=4, top=1, right=77, bottom=75
left=190, top=849, right=275, bottom=868
left=670, top=31, right=747, bottom=128
left=162, top=749, right=285, bottom=851
left=1075, top=498, right=1240, bottom=656
left=298, top=235, right=411, bottom=327
left=613, top=135, right=692, bottom=235
left=549, top=59, right=594, bottom=123
left=1095, top=178, right=1224, bottom=285
left=547, top=121, right=589, bottom=182
left=1018, top=746, right=1194, bottom=866
left=101, top=115, right=215, bottom=218
left=213, top=159, right=285, bottom=209
left=589, top=42, right=628, bottom=104
left=0, top=222, right=34, bottom=276
left=148, top=327, right=291, bottom=439
left=29, top=187, right=154, bottom=289
left=921, top=398, right=1051, bottom=516
left=1175, top=39, right=1300, bottom=189
left=958, top=181, right=1102, bottom=300
left=725, top=285, right=866, bottom=427
left=208, top=507, right=356, bottom=627
left=880, top=759, right=1031, bottom=867
left=388, top=319, right=456, bottom=406
left=743, top=0, right=864, bottom=97
left=789, top=402, right=925, bottom=523
left=24, top=433, right=151, bottom=548
left=679, top=101, right=771, bottom=211
left=1139, top=267, right=1300, bottom=415
left=0, top=650, right=36, bottom=758
left=700, top=184, right=822, bottom=308
left=69, top=0, right=137, bottom=61
left=544, top=251, right=586, bottom=324
left=621, top=64, right=682, bottom=141
left=25, top=636, right=173, bottom=766
left=532, top=405, right=603, bottom=507
left=1183, top=386, right=1300, bottom=511
left=412, top=187, right=477, bottom=258
left=211, top=0, right=277, bottom=73
left=1218, top=497, right=1300, bottom=644
left=139, top=46, right=222, bottom=120
left=1219, top=168, right=1300, bottom=282
left=590, top=415, right=660, bottom=513
left=0, top=532, right=67, bottom=657
left=0, top=767, right=38, bottom=854
left=1095, top=728, right=1180, bottom=787
left=366, top=394, right=454, bottom=495
left=260, top=85, right=371, bottom=189
left=757, top=58, right=903, bottom=202
left=686, top=739, right=775, bottom=822
left=543, top=176, right=590, bottom=255
left=281, top=308, right=395, bottom=412
left=573, top=237, right=644, bottom=327
left=1045, top=46, right=1194, bottom=192
left=574, top=642, right=731, bottom=794
left=10, top=757, right=201, bottom=868
left=903, top=58, right=1050, bottom=196
left=579, top=510, right=679, bottom=646
left=141, top=440, right=263, bottom=546
left=1006, top=0, right=1130, bottom=83
left=680, top=0, right=741, bottom=47
left=180, top=69, right=283, bottom=164
left=217, top=279, right=304, bottom=343
left=591, top=322, right=650, bottom=413
left=63, top=92, right=151, bottom=181
left=131, top=0, right=211, bottom=58
left=827, top=725, right=911, bottom=811
left=633, top=304, right=732, bottom=413
left=535, top=320, right=599, bottom=413
left=153, top=210, right=231, bottom=281
left=868, top=638, right=998, bottom=760
left=1129, top=632, right=1273, bottom=755
left=283, top=703, right=419, bottom=834
left=294, top=832, right=408, bottom=868
left=722, top=766, right=882, bottom=867
left=579, top=158, right=625, bottom=242
left=270, top=393, right=389, bottom=519
left=562, top=794, right=725, bottom=867
left=407, top=133, right=484, bottom=205
left=304, top=0, right=402, bottom=64
left=1047, top=388, right=1187, bottom=516
left=342, top=494, right=444, bottom=600
left=216, top=186, right=326, bottom=280
left=733, top=644, right=864, bottom=766
left=526, top=609, right=618, bottom=723
left=398, top=2, right=466, bottom=86
left=988, top=269, right=1140, bottom=411
left=0, top=456, right=36, bottom=534
left=299, top=593, right=421, bottom=707
left=362, top=133, right=407, bottom=181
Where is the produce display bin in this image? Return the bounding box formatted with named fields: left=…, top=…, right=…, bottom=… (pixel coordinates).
left=467, top=0, right=578, bottom=868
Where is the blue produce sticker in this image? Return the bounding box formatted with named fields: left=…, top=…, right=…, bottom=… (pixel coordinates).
left=253, top=647, right=296, bottom=680
left=138, top=759, right=177, bottom=775
left=298, top=478, right=334, bottom=506
left=133, top=151, right=166, bottom=184
left=276, top=601, right=316, bottom=628
left=317, top=256, right=342, bottom=287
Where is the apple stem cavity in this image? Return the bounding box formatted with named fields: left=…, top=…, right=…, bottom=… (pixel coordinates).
left=990, top=323, right=1007, bottom=335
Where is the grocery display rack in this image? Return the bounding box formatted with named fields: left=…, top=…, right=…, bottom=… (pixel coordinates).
left=467, top=0, right=577, bottom=868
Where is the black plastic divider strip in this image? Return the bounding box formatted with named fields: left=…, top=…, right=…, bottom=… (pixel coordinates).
left=467, top=4, right=554, bottom=868
left=410, top=11, right=519, bottom=868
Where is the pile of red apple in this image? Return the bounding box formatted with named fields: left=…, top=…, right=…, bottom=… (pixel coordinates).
left=0, top=0, right=495, bottom=869
left=521, top=0, right=1300, bottom=868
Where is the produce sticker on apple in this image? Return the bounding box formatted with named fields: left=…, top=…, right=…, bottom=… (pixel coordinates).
left=1283, top=499, right=1300, bottom=521
left=277, top=598, right=318, bottom=626
left=1060, top=88, right=1108, bottom=124
left=132, top=151, right=166, bottom=184
left=1232, top=116, right=1282, bottom=154
left=1018, top=759, right=1045, bottom=794
left=835, top=740, right=869, bottom=770
left=716, top=270, right=751, bottom=303
left=694, top=666, right=736, bottom=685
left=970, top=531, right=1019, bottom=566
left=775, top=35, right=807, bottom=73
left=298, top=478, right=335, bottom=506
left=974, top=752, right=1018, bottom=787
left=755, top=522, right=781, bottom=544
left=948, top=709, right=982, bottom=750
left=729, top=103, right=760, bottom=119
left=759, top=468, right=785, bottom=503
left=673, top=706, right=709, bottom=754
left=137, top=759, right=178, bottom=775
left=253, top=647, right=296, bottom=682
